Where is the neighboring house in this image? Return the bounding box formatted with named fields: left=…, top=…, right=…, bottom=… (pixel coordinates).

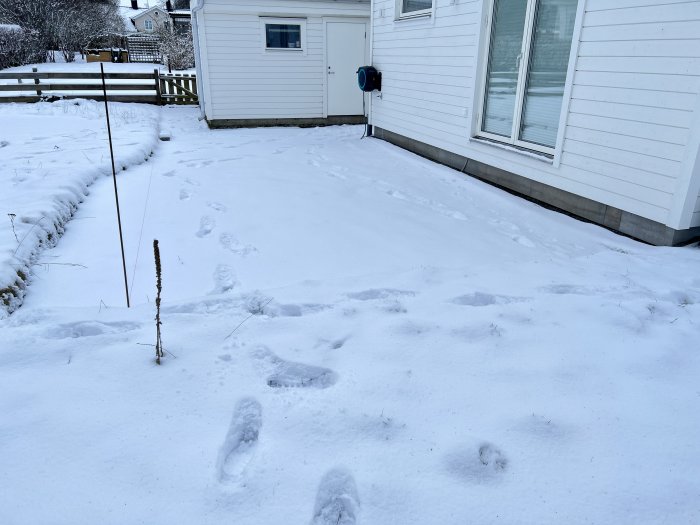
left=119, top=0, right=170, bottom=33
left=366, top=0, right=700, bottom=246
left=131, top=4, right=170, bottom=33
left=191, top=0, right=371, bottom=127
left=169, top=9, right=192, bottom=34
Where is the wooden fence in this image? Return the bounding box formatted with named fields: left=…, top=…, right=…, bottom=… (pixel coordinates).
left=159, top=73, right=198, bottom=104
left=0, top=69, right=197, bottom=105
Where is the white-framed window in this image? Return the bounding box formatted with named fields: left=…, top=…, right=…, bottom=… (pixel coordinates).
left=396, top=0, right=433, bottom=19
left=477, top=0, right=578, bottom=154
left=144, top=19, right=153, bottom=31
left=261, top=18, right=306, bottom=51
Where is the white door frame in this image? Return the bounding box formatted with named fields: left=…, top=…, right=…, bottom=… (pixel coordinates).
left=322, top=17, right=369, bottom=118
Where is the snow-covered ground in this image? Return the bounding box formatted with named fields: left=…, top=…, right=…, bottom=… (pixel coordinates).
left=1, top=105, right=699, bottom=524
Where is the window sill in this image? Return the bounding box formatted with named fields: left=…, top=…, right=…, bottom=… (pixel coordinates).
left=395, top=11, right=432, bottom=21
left=470, top=136, right=554, bottom=163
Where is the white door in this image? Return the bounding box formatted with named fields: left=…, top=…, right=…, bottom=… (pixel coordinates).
left=326, top=21, right=366, bottom=116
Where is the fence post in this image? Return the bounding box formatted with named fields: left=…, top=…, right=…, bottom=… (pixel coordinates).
left=154, top=68, right=162, bottom=105
left=175, top=73, right=182, bottom=104
left=160, top=74, right=167, bottom=105
left=32, top=67, right=41, bottom=97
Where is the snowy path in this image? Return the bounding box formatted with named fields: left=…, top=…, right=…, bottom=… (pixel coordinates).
left=1, top=106, right=699, bottom=524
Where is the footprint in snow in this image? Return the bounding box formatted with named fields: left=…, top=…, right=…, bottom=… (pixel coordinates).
left=387, top=189, right=408, bottom=201
left=161, top=170, right=176, bottom=177
left=253, top=347, right=337, bottom=389
left=451, top=292, right=527, bottom=307
left=196, top=216, right=215, bottom=237
left=216, top=398, right=262, bottom=486
left=444, top=442, right=508, bottom=484
left=212, top=264, right=236, bottom=293
left=45, top=321, right=140, bottom=339
left=540, top=284, right=591, bottom=295
left=207, top=201, right=227, bottom=212
left=179, top=188, right=192, bottom=200
left=328, top=336, right=349, bottom=350
left=311, top=468, right=360, bottom=525
left=219, top=232, right=257, bottom=256
left=325, top=169, right=348, bottom=180
left=245, top=297, right=329, bottom=318
left=268, top=360, right=337, bottom=389
left=512, top=235, right=535, bottom=247
left=347, top=288, right=415, bottom=301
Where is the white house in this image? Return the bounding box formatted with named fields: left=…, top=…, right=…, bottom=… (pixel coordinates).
left=191, top=0, right=371, bottom=127
left=366, top=0, right=700, bottom=246
left=119, top=0, right=171, bottom=33
left=130, top=5, right=171, bottom=32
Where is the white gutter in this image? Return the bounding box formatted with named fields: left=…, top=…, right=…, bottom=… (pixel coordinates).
left=190, top=0, right=206, bottom=119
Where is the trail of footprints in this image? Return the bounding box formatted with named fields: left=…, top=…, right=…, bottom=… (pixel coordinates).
left=213, top=286, right=525, bottom=519
left=177, top=175, right=257, bottom=289
left=216, top=346, right=358, bottom=522
left=216, top=346, right=508, bottom=522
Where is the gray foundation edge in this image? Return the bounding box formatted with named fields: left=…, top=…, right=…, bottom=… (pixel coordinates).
left=207, top=115, right=367, bottom=129
left=372, top=126, right=700, bottom=247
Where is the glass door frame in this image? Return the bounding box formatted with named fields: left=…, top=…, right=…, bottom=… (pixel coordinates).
left=476, top=0, right=560, bottom=156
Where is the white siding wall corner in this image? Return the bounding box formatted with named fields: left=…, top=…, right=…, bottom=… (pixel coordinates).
left=196, top=9, right=215, bottom=120
left=198, top=0, right=369, bottom=122
left=686, top=147, right=700, bottom=227
left=369, top=0, right=700, bottom=230
left=669, top=74, right=700, bottom=229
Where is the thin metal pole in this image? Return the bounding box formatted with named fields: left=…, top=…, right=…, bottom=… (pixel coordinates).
left=100, top=62, right=130, bottom=308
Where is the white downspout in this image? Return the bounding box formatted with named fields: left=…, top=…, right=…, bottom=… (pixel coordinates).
left=190, top=0, right=206, bottom=119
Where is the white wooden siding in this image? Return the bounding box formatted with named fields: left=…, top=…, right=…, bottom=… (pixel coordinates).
left=369, top=0, right=700, bottom=229
left=198, top=0, right=369, bottom=121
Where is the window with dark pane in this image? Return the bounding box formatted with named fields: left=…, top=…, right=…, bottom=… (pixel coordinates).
left=265, top=24, right=302, bottom=49
left=402, top=0, right=432, bottom=14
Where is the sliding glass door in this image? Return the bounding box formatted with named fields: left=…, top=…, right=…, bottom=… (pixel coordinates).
left=479, top=0, right=578, bottom=153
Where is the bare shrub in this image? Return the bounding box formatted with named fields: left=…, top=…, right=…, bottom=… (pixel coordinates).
left=156, top=25, right=194, bottom=71
left=0, top=25, right=44, bottom=69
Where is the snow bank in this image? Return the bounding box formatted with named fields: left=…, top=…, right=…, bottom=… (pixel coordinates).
left=0, top=99, right=160, bottom=316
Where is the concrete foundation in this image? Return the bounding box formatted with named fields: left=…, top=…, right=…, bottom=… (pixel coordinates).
left=372, top=126, right=700, bottom=246
left=208, top=115, right=367, bottom=129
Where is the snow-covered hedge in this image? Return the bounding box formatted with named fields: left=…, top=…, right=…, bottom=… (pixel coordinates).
left=0, top=25, right=43, bottom=70
left=0, top=99, right=160, bottom=317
